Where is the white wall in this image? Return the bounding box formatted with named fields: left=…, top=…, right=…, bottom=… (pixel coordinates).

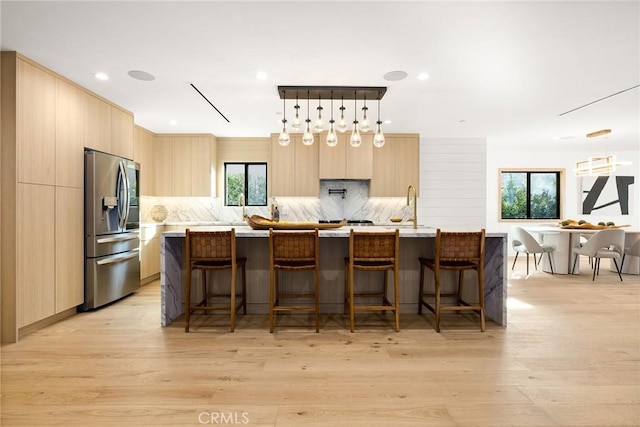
left=419, top=137, right=487, bottom=230
left=486, top=143, right=640, bottom=239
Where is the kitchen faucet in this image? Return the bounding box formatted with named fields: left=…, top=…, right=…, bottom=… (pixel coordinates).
left=238, top=193, right=245, bottom=219
left=407, top=185, right=417, bottom=229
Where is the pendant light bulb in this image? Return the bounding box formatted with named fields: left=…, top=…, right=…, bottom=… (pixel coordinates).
left=278, top=93, right=290, bottom=146
left=372, top=92, right=384, bottom=147
left=313, top=97, right=325, bottom=133
left=373, top=121, right=385, bottom=148
left=360, top=97, right=371, bottom=133
left=291, top=103, right=302, bottom=130
left=350, top=93, right=361, bottom=147
left=279, top=120, right=291, bottom=146
left=326, top=120, right=338, bottom=147
left=302, top=92, right=314, bottom=145
left=302, top=119, right=314, bottom=146
left=337, top=97, right=348, bottom=133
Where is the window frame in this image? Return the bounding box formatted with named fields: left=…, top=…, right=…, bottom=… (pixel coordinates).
left=224, top=162, right=268, bottom=207
left=498, top=168, right=565, bottom=222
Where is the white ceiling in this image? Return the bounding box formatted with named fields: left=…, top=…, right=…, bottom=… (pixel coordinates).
left=2, top=1, right=639, bottom=150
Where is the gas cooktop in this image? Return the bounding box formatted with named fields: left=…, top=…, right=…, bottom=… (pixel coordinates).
left=319, top=219, right=374, bottom=226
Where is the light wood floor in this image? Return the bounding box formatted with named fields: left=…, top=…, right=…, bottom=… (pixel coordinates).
left=1, top=257, right=639, bottom=426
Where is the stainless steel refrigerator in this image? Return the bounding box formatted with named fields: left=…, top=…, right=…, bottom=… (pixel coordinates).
left=82, top=149, right=140, bottom=311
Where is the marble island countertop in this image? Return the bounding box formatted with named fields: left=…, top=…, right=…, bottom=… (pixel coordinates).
left=161, top=225, right=506, bottom=238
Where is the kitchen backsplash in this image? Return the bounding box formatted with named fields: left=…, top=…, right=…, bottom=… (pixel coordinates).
left=141, top=181, right=409, bottom=224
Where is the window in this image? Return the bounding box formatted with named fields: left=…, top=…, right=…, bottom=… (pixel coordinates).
left=500, top=170, right=562, bottom=220
left=225, top=163, right=267, bottom=206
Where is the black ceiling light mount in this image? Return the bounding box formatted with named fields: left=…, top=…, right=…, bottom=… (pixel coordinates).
left=278, top=86, right=387, bottom=101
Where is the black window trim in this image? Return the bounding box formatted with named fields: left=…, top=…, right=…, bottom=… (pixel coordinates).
left=499, top=168, right=564, bottom=221
left=224, top=162, right=268, bottom=207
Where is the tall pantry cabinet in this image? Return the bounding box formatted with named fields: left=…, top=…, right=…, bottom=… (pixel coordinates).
left=1, top=52, right=134, bottom=343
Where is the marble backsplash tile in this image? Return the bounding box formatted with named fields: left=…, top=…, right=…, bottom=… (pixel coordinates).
left=141, top=180, right=409, bottom=224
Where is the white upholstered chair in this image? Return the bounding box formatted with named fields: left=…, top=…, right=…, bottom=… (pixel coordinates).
left=511, top=227, right=556, bottom=275
left=571, top=228, right=625, bottom=281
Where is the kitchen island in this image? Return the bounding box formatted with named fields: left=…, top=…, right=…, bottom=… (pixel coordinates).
left=160, top=226, right=508, bottom=327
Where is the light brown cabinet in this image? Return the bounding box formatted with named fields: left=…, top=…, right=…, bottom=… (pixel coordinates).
left=319, top=133, right=373, bottom=179
left=55, top=79, right=85, bottom=188
left=111, top=106, right=134, bottom=159
left=133, top=125, right=156, bottom=196
left=140, top=224, right=164, bottom=281
left=154, top=134, right=215, bottom=197
left=17, top=59, right=56, bottom=185
left=55, top=186, right=84, bottom=312
left=84, top=90, right=111, bottom=153
left=371, top=133, right=420, bottom=196
left=17, top=183, right=56, bottom=327
left=270, top=134, right=319, bottom=196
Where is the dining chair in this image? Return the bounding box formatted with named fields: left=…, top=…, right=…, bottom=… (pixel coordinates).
left=344, top=229, right=400, bottom=332
left=571, top=228, right=625, bottom=281
left=184, top=228, right=247, bottom=332
left=418, top=228, right=486, bottom=332
left=511, top=226, right=556, bottom=275
left=620, top=238, right=640, bottom=272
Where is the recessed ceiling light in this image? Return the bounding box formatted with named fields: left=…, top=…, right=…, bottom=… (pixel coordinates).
left=256, top=71, right=267, bottom=80
left=383, top=71, right=408, bottom=81
left=128, top=70, right=155, bottom=81
left=169, top=120, right=178, bottom=125
left=418, top=72, right=430, bottom=80
left=94, top=72, right=109, bottom=81
left=384, top=119, right=392, bottom=125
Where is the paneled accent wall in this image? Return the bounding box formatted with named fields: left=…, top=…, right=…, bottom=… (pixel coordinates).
left=419, top=137, right=487, bottom=229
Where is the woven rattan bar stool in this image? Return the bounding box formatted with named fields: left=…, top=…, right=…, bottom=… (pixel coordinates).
left=269, top=229, right=320, bottom=333
left=418, top=228, right=486, bottom=332
left=344, top=229, right=400, bottom=333
left=184, top=228, right=247, bottom=333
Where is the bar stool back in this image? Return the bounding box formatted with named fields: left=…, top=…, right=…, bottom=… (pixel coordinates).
left=344, top=229, right=400, bottom=332
left=418, top=229, right=486, bottom=332
left=269, top=229, right=320, bottom=332
left=185, top=228, right=247, bottom=332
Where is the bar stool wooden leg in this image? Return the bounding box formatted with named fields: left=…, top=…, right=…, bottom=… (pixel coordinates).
left=241, top=263, right=247, bottom=314
left=230, top=266, right=236, bottom=332
left=418, top=262, right=425, bottom=315
left=314, top=266, right=320, bottom=333
left=269, top=267, right=276, bottom=333
left=434, top=272, right=441, bottom=333
left=349, top=267, right=355, bottom=333
left=393, top=266, right=400, bottom=332
left=185, top=264, right=192, bottom=333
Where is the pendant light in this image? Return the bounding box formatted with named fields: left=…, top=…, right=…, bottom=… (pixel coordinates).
left=278, top=91, right=291, bottom=146
left=337, top=96, right=348, bottom=133
left=291, top=92, right=302, bottom=130
left=359, top=95, right=371, bottom=133
left=350, top=92, right=361, bottom=147
left=373, top=91, right=385, bottom=148
left=326, top=92, right=338, bottom=147
left=313, top=95, right=325, bottom=133
left=302, top=92, right=314, bottom=145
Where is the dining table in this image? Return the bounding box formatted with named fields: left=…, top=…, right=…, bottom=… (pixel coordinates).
left=526, top=226, right=640, bottom=275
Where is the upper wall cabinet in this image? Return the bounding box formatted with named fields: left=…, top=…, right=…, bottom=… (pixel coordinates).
left=84, top=91, right=111, bottom=154
left=271, top=134, right=319, bottom=196
left=17, top=59, right=56, bottom=185
left=133, top=126, right=156, bottom=196
left=55, top=79, right=85, bottom=188
left=371, top=133, right=420, bottom=197
left=111, top=106, right=134, bottom=160
left=319, top=133, right=373, bottom=179
left=153, top=134, right=215, bottom=197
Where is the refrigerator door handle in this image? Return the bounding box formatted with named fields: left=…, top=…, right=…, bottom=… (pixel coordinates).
left=117, top=161, right=128, bottom=230
left=97, top=234, right=139, bottom=244
left=96, top=250, right=139, bottom=266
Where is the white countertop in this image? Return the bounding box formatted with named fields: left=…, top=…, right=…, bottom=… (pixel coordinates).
left=161, top=225, right=507, bottom=238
